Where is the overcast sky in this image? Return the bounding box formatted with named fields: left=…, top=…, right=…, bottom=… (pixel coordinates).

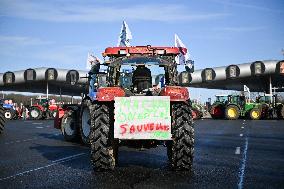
left=0, top=0, right=283, bottom=100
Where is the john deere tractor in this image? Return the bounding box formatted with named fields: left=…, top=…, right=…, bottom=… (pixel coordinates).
left=224, top=95, right=262, bottom=120
left=210, top=94, right=262, bottom=120
left=55, top=46, right=194, bottom=171
left=256, top=94, right=284, bottom=119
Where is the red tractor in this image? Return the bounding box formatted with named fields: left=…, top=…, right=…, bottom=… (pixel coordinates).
left=54, top=46, right=194, bottom=171
left=29, top=97, right=58, bottom=120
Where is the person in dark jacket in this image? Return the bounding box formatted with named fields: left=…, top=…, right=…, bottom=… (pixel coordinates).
left=87, top=54, right=101, bottom=97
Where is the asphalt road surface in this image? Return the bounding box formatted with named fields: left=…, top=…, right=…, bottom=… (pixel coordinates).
left=0, top=119, right=283, bottom=189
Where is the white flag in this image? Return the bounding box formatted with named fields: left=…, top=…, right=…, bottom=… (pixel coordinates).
left=174, top=34, right=190, bottom=65
left=86, top=52, right=96, bottom=70
left=244, top=85, right=250, bottom=93
left=117, top=21, right=132, bottom=47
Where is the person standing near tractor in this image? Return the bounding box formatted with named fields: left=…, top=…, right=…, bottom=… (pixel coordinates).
left=87, top=53, right=101, bottom=97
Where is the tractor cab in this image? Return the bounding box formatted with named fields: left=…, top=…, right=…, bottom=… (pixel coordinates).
left=94, top=45, right=191, bottom=99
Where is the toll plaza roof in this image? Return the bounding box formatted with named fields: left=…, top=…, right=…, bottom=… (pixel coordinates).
left=0, top=60, right=283, bottom=96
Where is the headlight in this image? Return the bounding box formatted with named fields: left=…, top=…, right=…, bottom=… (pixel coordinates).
left=156, top=49, right=166, bottom=55
left=119, top=49, right=127, bottom=55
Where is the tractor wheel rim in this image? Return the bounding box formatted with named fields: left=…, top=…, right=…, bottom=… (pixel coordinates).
left=63, top=117, right=73, bottom=136
left=228, top=108, right=236, bottom=118
left=82, top=107, right=90, bottom=138
left=31, top=110, right=39, bottom=118
left=252, top=111, right=259, bottom=119
left=5, top=112, right=11, bottom=119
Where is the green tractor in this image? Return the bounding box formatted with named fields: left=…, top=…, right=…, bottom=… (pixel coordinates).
left=210, top=94, right=262, bottom=120
left=256, top=94, right=284, bottom=119
left=224, top=95, right=262, bottom=120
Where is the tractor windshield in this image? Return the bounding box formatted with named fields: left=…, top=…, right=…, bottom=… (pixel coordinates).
left=216, top=96, right=229, bottom=103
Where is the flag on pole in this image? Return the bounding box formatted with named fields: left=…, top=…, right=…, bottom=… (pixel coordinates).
left=174, top=34, right=190, bottom=65
left=117, top=21, right=132, bottom=47
left=244, top=85, right=250, bottom=93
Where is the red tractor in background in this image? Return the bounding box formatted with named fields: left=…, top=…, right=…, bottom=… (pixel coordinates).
left=54, top=46, right=194, bottom=172
left=29, top=97, right=58, bottom=120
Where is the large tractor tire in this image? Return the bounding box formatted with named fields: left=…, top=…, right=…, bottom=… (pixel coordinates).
left=225, top=105, right=240, bottom=120
left=249, top=108, right=261, bottom=120
left=0, top=106, right=5, bottom=134
left=79, top=99, right=92, bottom=144
left=29, top=107, right=42, bottom=120
left=4, top=109, right=14, bottom=120
left=167, top=102, right=194, bottom=171
left=276, top=104, right=284, bottom=119
left=210, top=104, right=224, bottom=119
left=90, top=102, right=118, bottom=171
left=61, top=109, right=79, bottom=142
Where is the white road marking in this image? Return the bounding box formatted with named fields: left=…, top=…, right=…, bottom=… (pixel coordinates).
left=238, top=137, right=249, bottom=189
left=241, top=126, right=244, bottom=129
left=240, top=134, right=243, bottom=137
left=235, top=147, right=241, bottom=154
left=242, top=123, right=245, bottom=125
left=0, top=153, right=86, bottom=181
left=32, top=122, right=43, bottom=125
left=4, top=137, right=37, bottom=145
left=36, top=126, right=44, bottom=129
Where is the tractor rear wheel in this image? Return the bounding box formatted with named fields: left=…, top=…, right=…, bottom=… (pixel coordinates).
left=225, top=105, right=240, bottom=120
left=29, top=107, right=42, bottom=120
left=167, top=102, right=194, bottom=171
left=210, top=105, right=224, bottom=119
left=61, top=110, right=78, bottom=142
left=250, top=108, right=261, bottom=120
left=0, top=106, right=5, bottom=134
left=90, top=102, right=118, bottom=171
left=277, top=105, right=284, bottom=119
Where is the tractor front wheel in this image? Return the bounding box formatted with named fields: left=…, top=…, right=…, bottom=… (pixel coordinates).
left=250, top=108, right=261, bottom=120
left=4, top=110, right=13, bottom=120
left=225, top=105, right=240, bottom=120
left=167, top=102, right=194, bottom=171
left=90, top=102, right=118, bottom=171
